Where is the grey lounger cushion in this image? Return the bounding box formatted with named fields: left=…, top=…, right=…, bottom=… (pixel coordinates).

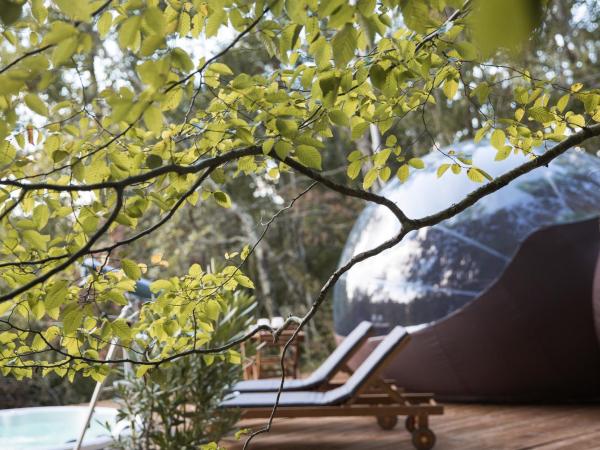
left=221, top=326, right=408, bottom=408
left=231, top=321, right=373, bottom=393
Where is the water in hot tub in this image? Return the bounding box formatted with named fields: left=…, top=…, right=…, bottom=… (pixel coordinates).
left=0, top=406, right=118, bottom=450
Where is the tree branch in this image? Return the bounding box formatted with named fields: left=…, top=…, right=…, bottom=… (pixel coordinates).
left=0, top=146, right=262, bottom=192
left=276, top=155, right=409, bottom=224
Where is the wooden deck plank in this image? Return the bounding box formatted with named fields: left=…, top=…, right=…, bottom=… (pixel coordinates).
left=221, top=404, right=600, bottom=450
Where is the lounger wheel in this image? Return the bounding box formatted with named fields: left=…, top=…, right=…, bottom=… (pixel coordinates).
left=405, top=415, right=416, bottom=432
left=411, top=427, right=436, bottom=450
left=376, top=415, right=398, bottom=430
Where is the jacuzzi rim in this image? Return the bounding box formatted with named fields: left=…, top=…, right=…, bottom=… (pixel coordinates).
left=0, top=405, right=123, bottom=450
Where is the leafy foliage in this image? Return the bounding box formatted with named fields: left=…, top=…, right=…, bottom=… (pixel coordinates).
left=110, top=290, right=255, bottom=450
left=0, top=0, right=598, bottom=386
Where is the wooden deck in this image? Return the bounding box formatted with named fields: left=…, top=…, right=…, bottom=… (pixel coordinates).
left=221, top=403, right=600, bottom=450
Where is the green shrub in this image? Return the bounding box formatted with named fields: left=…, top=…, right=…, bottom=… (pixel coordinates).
left=110, top=291, right=256, bottom=450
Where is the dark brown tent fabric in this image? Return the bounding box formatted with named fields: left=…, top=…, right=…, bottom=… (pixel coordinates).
left=341, top=218, right=600, bottom=402
left=594, top=230, right=600, bottom=347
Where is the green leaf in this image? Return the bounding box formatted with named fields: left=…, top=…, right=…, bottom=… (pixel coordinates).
left=363, top=167, right=378, bottom=189
left=379, top=166, right=391, bottom=182
left=280, top=23, right=303, bottom=58
left=33, top=204, right=50, bottom=229
left=567, top=114, right=585, bottom=128
left=275, top=119, right=298, bottom=138
left=443, top=79, right=458, bottom=100
left=228, top=349, right=242, bottom=364
left=329, top=110, right=350, bottom=127
left=23, top=230, right=49, bottom=251
left=262, top=139, right=275, bottom=155
left=178, top=11, right=191, bottom=36
left=42, top=21, right=78, bottom=46
left=400, top=0, right=440, bottom=34
left=105, top=290, right=128, bottom=306
left=274, top=141, right=292, bottom=159
left=206, top=7, right=226, bottom=37
left=313, top=37, right=332, bottom=69
left=146, top=154, right=162, bottom=169
left=140, top=35, right=166, bottom=57
left=150, top=279, right=172, bottom=293
left=0, top=141, right=16, bottom=166
left=46, top=280, right=68, bottom=310
left=332, top=24, right=357, bottom=67
left=97, top=12, right=112, bottom=38
left=0, top=0, right=23, bottom=25
left=188, top=263, right=202, bottom=277
left=437, top=163, right=450, bottom=178
left=144, top=7, right=165, bottom=34
left=470, top=83, right=490, bottom=104
left=285, top=0, right=307, bottom=23
left=111, top=319, right=132, bottom=342
left=467, top=168, right=488, bottom=183
left=396, top=164, right=409, bottom=182
left=24, top=93, right=48, bottom=116
left=209, top=62, right=234, bottom=75
left=528, top=106, right=554, bottom=123
left=357, top=0, right=376, bottom=17
left=495, top=145, right=512, bottom=161
left=347, top=160, right=362, bottom=179
left=118, top=15, right=142, bottom=50
left=351, top=120, right=370, bottom=140
left=234, top=274, right=255, bottom=289
left=31, top=0, right=46, bottom=22
left=54, top=0, right=92, bottom=22
left=319, top=75, right=340, bottom=107
left=205, top=300, right=220, bottom=321
left=470, top=0, right=545, bottom=57
left=556, top=94, right=570, bottom=113
left=474, top=126, right=488, bottom=143
left=571, top=83, right=583, bottom=93
left=52, top=36, right=78, bottom=66
left=515, top=108, right=525, bottom=122
left=373, top=149, right=391, bottom=167
left=31, top=334, right=47, bottom=351
left=122, top=259, right=142, bottom=280
left=296, top=145, right=322, bottom=170
left=136, top=365, right=152, bottom=377
left=408, top=158, right=424, bottom=169
left=490, top=129, right=506, bottom=150
left=63, top=309, right=83, bottom=335
left=214, top=191, right=232, bottom=208
left=143, top=106, right=163, bottom=135
left=456, top=41, right=478, bottom=60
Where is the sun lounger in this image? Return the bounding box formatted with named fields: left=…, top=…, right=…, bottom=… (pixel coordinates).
left=221, top=326, right=444, bottom=450
left=232, top=321, right=373, bottom=393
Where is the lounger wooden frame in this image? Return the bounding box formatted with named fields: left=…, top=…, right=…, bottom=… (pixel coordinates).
left=226, top=329, right=444, bottom=450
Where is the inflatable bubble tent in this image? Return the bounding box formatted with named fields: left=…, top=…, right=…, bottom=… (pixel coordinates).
left=333, top=141, right=600, bottom=401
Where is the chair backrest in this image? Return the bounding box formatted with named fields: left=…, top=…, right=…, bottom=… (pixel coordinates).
left=305, top=321, right=373, bottom=384
left=323, top=326, right=410, bottom=404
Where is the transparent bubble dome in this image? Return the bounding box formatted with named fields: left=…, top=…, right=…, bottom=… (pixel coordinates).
left=333, top=141, right=600, bottom=336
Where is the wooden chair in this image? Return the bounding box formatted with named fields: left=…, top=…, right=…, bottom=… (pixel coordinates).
left=234, top=321, right=373, bottom=392
left=221, top=326, right=444, bottom=450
